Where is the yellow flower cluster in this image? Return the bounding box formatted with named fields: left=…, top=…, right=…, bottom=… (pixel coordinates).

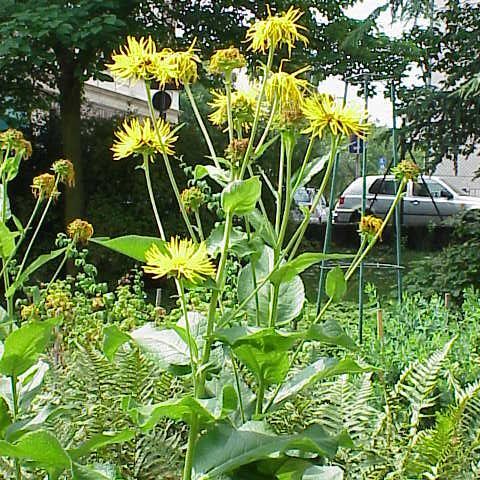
left=359, top=215, right=384, bottom=239
left=112, top=117, right=178, bottom=160
left=144, top=238, right=216, bottom=285
left=392, top=160, right=421, bottom=182
left=31, top=173, right=59, bottom=200
left=0, top=129, right=32, bottom=160
left=302, top=94, right=370, bottom=139
left=209, top=88, right=258, bottom=130
left=67, top=219, right=94, bottom=244
left=109, top=37, right=199, bottom=86
left=209, top=47, right=246, bottom=75
left=52, top=159, right=75, bottom=187
left=246, top=6, right=308, bottom=55
left=44, top=286, right=73, bottom=317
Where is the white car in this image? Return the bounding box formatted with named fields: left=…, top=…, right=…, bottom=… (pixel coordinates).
left=333, top=175, right=480, bottom=226
left=291, top=187, right=329, bottom=225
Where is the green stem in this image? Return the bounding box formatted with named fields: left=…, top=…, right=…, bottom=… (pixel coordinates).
left=274, top=137, right=285, bottom=235
left=291, top=136, right=315, bottom=194
left=11, top=375, right=21, bottom=480
left=46, top=250, right=69, bottom=291
left=255, top=380, right=265, bottom=415
left=240, top=47, right=275, bottom=178
left=225, top=72, right=235, bottom=145
left=231, top=353, right=246, bottom=423
left=194, top=210, right=204, bottom=242
left=184, top=84, right=219, bottom=168
left=182, top=413, right=198, bottom=480
left=15, top=176, right=60, bottom=285
left=254, top=97, right=278, bottom=157
left=142, top=154, right=166, bottom=240
left=245, top=220, right=261, bottom=326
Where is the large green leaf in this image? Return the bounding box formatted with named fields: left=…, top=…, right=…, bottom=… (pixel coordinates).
left=69, top=430, right=135, bottom=460
left=271, top=357, right=368, bottom=408
left=305, top=319, right=357, bottom=350
left=325, top=266, right=347, bottom=302
left=90, top=235, right=166, bottom=262
left=102, top=325, right=131, bottom=361
left=221, top=177, right=262, bottom=215
left=0, top=430, right=71, bottom=470
left=72, top=463, right=117, bottom=480
left=237, top=246, right=304, bottom=325
left=291, top=154, right=329, bottom=192
left=302, top=466, right=344, bottom=479
left=0, top=397, right=11, bottom=439
left=130, top=324, right=190, bottom=369
left=0, top=221, right=17, bottom=259
left=246, top=209, right=277, bottom=247
left=194, top=165, right=230, bottom=186
left=270, top=253, right=353, bottom=285
left=192, top=421, right=352, bottom=479
left=206, top=223, right=248, bottom=258
left=0, top=321, right=53, bottom=377
left=6, top=247, right=67, bottom=297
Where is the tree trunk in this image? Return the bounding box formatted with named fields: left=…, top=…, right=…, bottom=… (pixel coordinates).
left=58, top=61, right=84, bottom=222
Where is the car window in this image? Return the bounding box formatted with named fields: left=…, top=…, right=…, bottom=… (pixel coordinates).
left=369, top=179, right=396, bottom=195
left=294, top=188, right=310, bottom=203
left=412, top=181, right=443, bottom=198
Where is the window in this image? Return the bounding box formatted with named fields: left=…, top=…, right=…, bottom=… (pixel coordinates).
left=369, top=179, right=397, bottom=195
left=413, top=181, right=443, bottom=198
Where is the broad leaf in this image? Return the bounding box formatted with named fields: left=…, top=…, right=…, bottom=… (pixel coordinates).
left=246, top=209, right=277, bottom=247
left=0, top=321, right=53, bottom=377
left=305, top=319, right=357, bottom=350
left=0, top=397, right=11, bottom=439
left=271, top=357, right=368, bottom=407
left=221, top=177, right=262, bottom=215
left=206, top=223, right=248, bottom=258
left=176, top=311, right=207, bottom=357
left=0, top=430, right=71, bottom=469
left=192, top=421, right=352, bottom=479
left=90, top=235, right=166, bottom=262
left=194, top=165, right=230, bottom=185
left=72, top=463, right=117, bottom=480
left=291, top=154, right=329, bottom=192
left=302, top=466, right=344, bottom=479
left=270, top=253, right=353, bottom=285
left=130, top=324, right=190, bottom=369
left=69, top=430, right=135, bottom=460
left=0, top=221, right=17, bottom=259
left=325, top=267, right=347, bottom=302
left=102, top=325, right=131, bottom=361
left=6, top=248, right=67, bottom=297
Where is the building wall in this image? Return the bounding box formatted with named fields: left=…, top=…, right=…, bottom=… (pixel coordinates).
left=434, top=154, right=480, bottom=196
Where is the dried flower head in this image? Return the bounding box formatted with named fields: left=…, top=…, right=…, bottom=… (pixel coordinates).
left=108, top=36, right=158, bottom=81
left=302, top=94, right=370, bottom=139
left=226, top=138, right=249, bottom=163
left=209, top=47, right=247, bottom=75
left=180, top=187, right=206, bottom=214
left=0, top=129, right=32, bottom=160
left=143, top=238, right=216, bottom=285
left=112, top=117, right=177, bottom=160
left=392, top=160, right=421, bottom=182
left=245, top=6, right=308, bottom=55
left=67, top=219, right=94, bottom=244
left=31, top=173, right=59, bottom=200
left=209, top=88, right=258, bottom=131
left=359, top=215, right=384, bottom=240
left=51, top=159, right=75, bottom=187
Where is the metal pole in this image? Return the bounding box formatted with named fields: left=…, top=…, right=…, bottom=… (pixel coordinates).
left=358, top=74, right=369, bottom=344
left=316, top=81, right=349, bottom=312
left=391, top=83, right=403, bottom=304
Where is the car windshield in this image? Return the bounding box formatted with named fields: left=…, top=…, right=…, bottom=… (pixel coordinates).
left=294, top=188, right=311, bottom=204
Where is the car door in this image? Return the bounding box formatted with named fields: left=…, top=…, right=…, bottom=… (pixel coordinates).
left=366, top=178, right=397, bottom=219
left=403, top=179, right=457, bottom=226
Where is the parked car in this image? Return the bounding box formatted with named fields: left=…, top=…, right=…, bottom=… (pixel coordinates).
left=333, top=175, right=480, bottom=226
left=291, top=187, right=329, bottom=224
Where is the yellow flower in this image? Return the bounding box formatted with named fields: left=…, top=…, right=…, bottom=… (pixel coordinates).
left=108, top=36, right=158, bottom=81
left=359, top=215, right=383, bottom=239
left=143, top=238, right=216, bottom=285
left=111, top=117, right=177, bottom=160
left=302, top=94, right=370, bottom=139
left=51, top=159, right=75, bottom=187
left=392, top=160, right=421, bottom=181
left=209, top=47, right=246, bottom=75
left=0, top=129, right=32, bottom=159
left=209, top=88, right=258, bottom=131
left=31, top=173, right=59, bottom=200
left=163, top=41, right=200, bottom=86
left=67, top=219, right=94, bottom=244
left=245, top=6, right=308, bottom=55
left=180, top=187, right=205, bottom=214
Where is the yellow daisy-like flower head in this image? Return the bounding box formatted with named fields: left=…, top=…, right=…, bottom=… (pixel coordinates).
left=111, top=117, right=177, bottom=160
left=209, top=47, right=247, bottom=75
left=143, top=238, right=216, bottom=285
left=245, top=6, right=308, bottom=56
left=358, top=215, right=383, bottom=240
left=265, top=66, right=310, bottom=123
left=209, top=88, right=258, bottom=131
left=163, top=41, right=201, bottom=86
left=51, top=159, right=75, bottom=187
left=392, top=160, right=421, bottom=182
left=302, top=93, right=371, bottom=139
left=67, top=219, right=94, bottom=244
left=31, top=173, right=59, bottom=200
left=108, top=36, right=158, bottom=82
